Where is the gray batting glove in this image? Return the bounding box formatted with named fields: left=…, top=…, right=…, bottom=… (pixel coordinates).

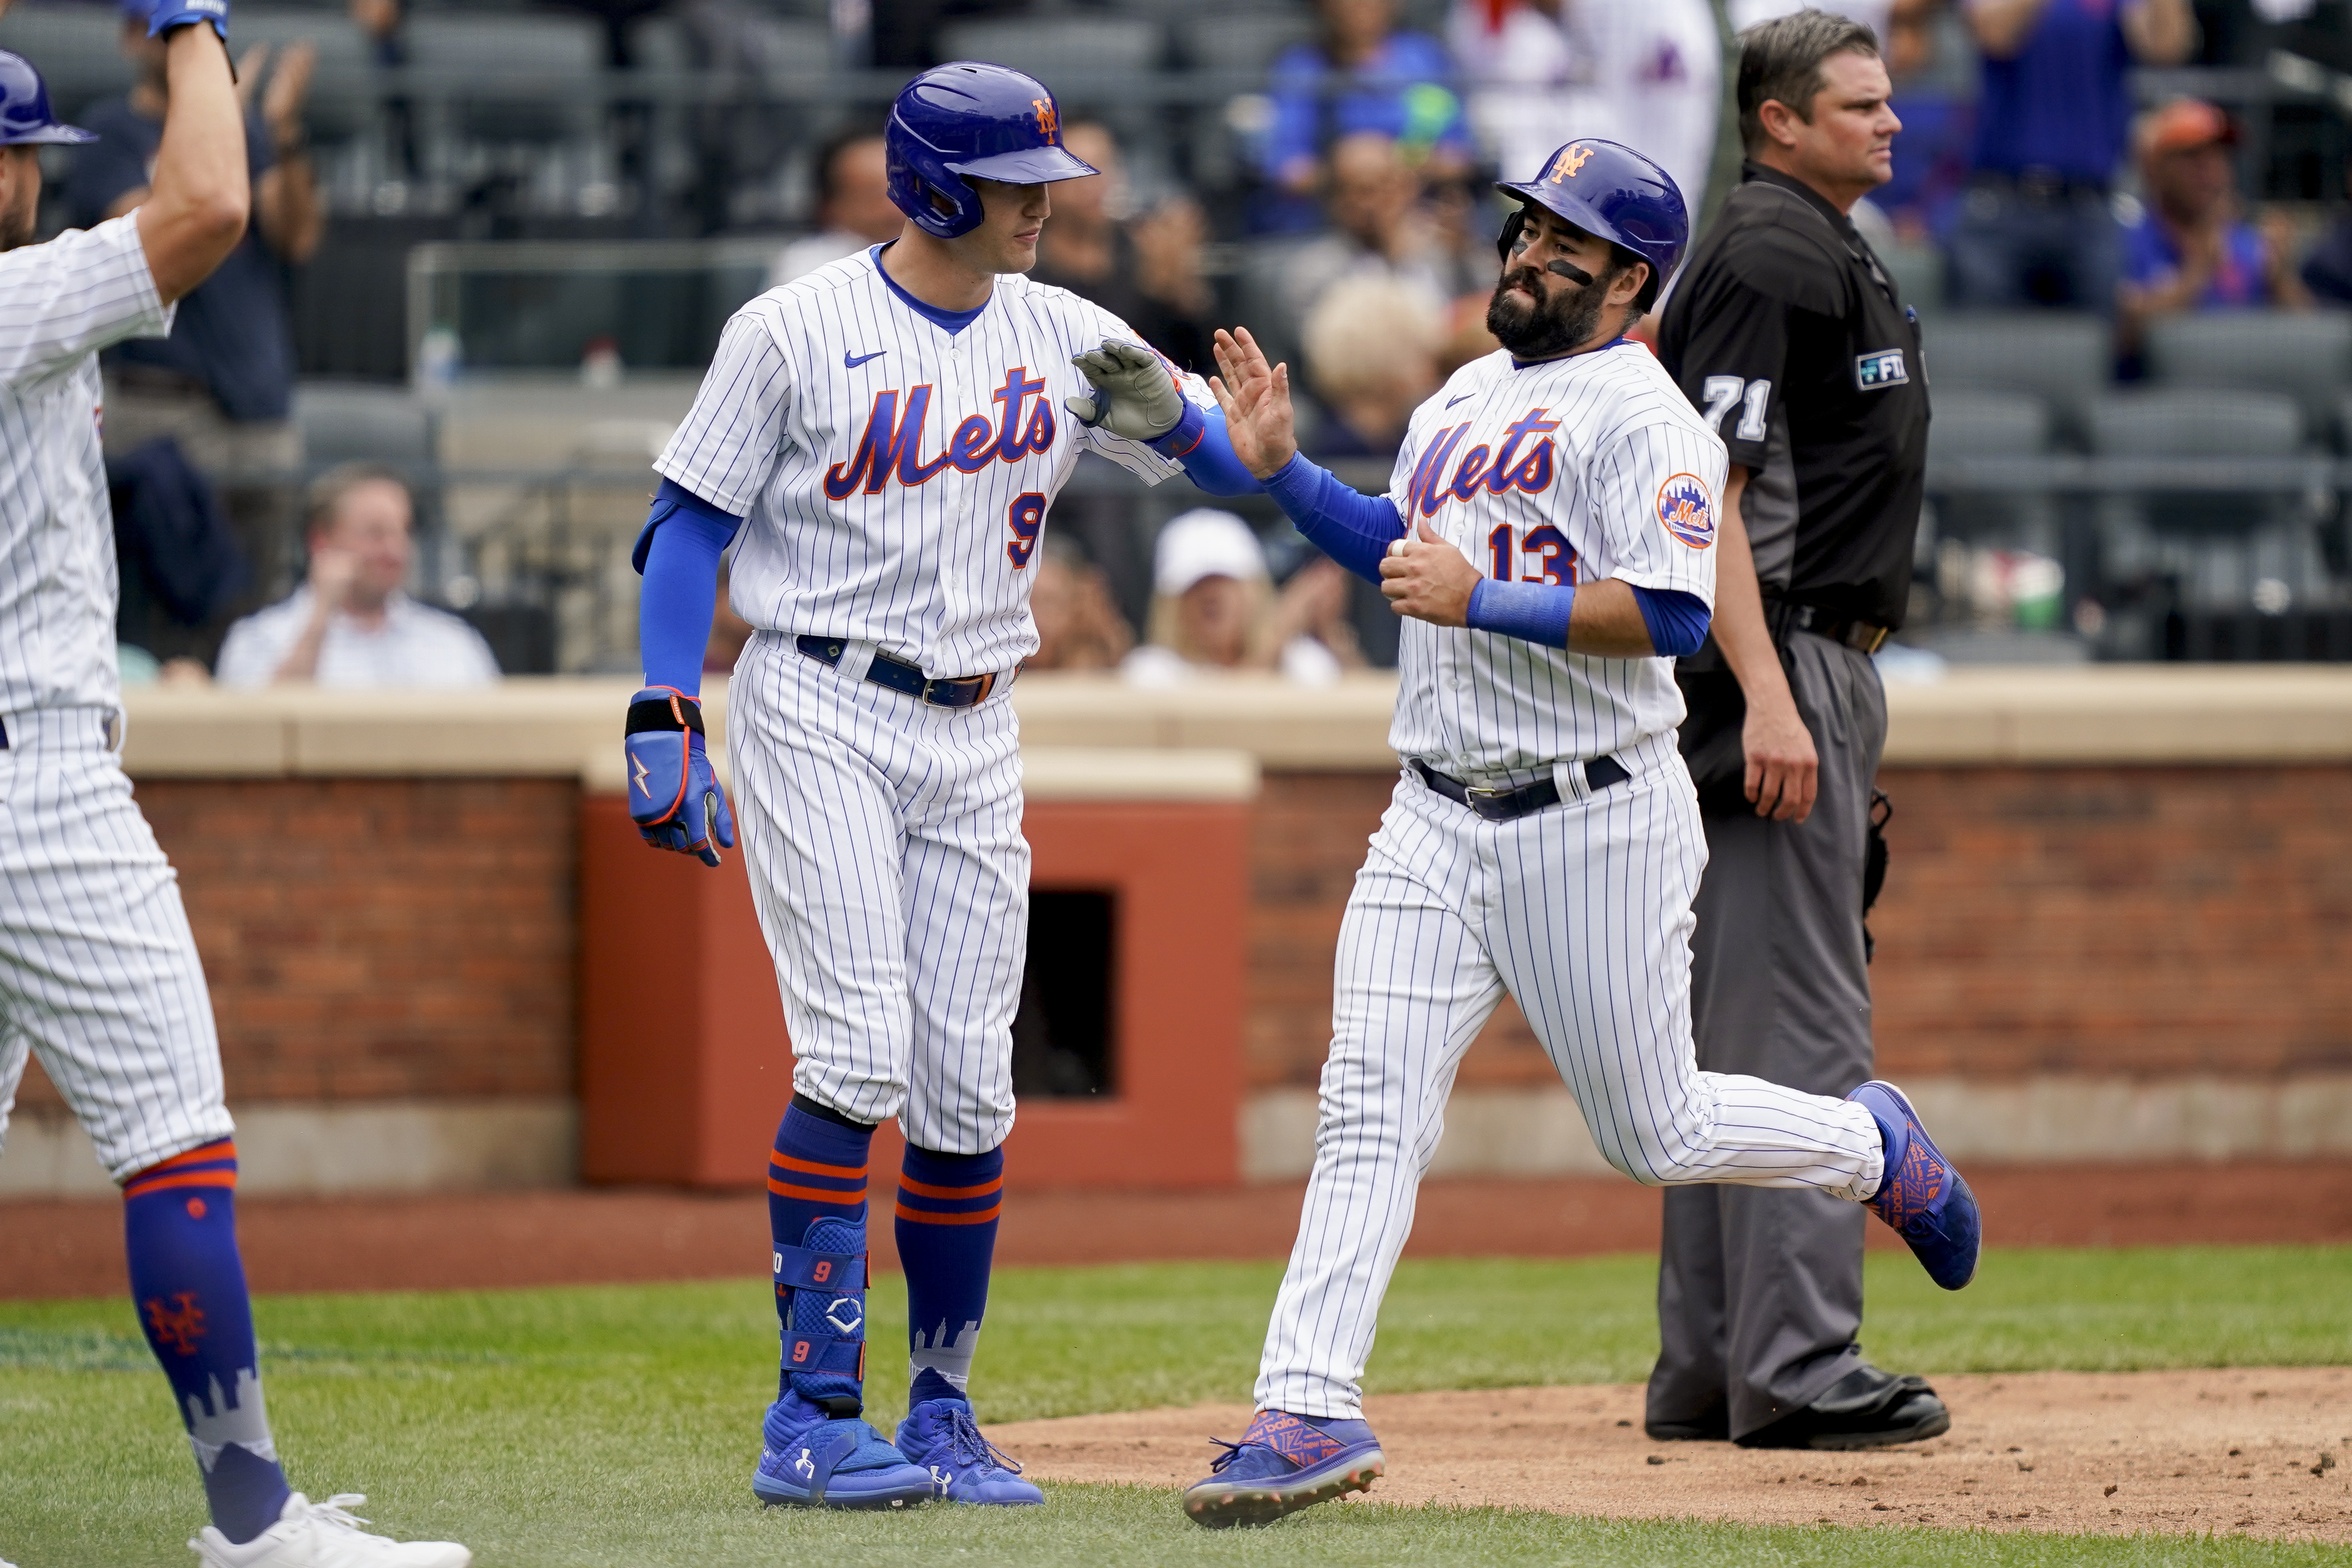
left=1065, top=339, right=1183, bottom=442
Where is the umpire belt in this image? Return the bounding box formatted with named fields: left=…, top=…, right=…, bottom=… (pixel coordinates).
left=1767, top=599, right=1892, bottom=656
left=796, top=635, right=996, bottom=708
left=1412, top=755, right=1630, bottom=822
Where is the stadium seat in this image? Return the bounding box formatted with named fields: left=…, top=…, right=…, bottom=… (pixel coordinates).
left=0, top=3, right=134, bottom=119
left=1924, top=312, right=2109, bottom=447
left=237, top=8, right=377, bottom=141
left=1928, top=388, right=2054, bottom=550
left=2143, top=311, right=2352, bottom=443
left=1178, top=11, right=1320, bottom=71
left=294, top=382, right=436, bottom=468
left=933, top=16, right=1167, bottom=82
left=2090, top=386, right=2303, bottom=541
left=403, top=12, right=603, bottom=147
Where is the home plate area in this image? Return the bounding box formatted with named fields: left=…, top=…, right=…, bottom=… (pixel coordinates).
left=989, top=1367, right=2352, bottom=1541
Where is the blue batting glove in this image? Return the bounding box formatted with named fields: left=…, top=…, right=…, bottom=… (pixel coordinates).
left=127, top=0, right=230, bottom=42
left=624, top=685, right=736, bottom=868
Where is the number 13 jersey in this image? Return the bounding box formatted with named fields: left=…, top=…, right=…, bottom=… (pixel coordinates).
left=1383, top=340, right=1727, bottom=777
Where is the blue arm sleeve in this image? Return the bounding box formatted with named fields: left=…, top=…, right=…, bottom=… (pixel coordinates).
left=634, top=478, right=744, bottom=697
left=1259, top=452, right=1406, bottom=585
left=1463, top=582, right=1712, bottom=656
left=1145, top=402, right=1263, bottom=497
left=1632, top=586, right=1712, bottom=658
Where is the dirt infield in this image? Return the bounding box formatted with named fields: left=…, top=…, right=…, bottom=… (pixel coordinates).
left=5, top=1162, right=2352, bottom=1299
left=993, top=1367, right=2352, bottom=1542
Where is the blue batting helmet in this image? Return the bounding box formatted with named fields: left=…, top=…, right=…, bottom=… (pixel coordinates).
left=1495, top=138, right=1687, bottom=300
left=884, top=61, right=1097, bottom=240
left=0, top=51, right=96, bottom=148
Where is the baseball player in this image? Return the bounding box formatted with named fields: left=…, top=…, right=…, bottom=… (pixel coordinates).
left=622, top=62, right=1260, bottom=1509
left=1150, top=139, right=1979, bottom=1528
left=0, top=13, right=467, bottom=1568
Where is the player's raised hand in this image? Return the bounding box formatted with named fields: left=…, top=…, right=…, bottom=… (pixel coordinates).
left=1208, top=327, right=1296, bottom=479
left=1378, top=517, right=1479, bottom=627
left=1065, top=339, right=1184, bottom=441
left=624, top=686, right=738, bottom=868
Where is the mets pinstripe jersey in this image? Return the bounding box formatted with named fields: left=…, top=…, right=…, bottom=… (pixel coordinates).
left=655, top=245, right=1207, bottom=679
left=1384, top=339, right=1726, bottom=778
left=0, top=213, right=232, bottom=1184
left=0, top=214, right=173, bottom=715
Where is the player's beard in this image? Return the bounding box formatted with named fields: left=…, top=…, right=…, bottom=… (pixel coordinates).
left=0, top=152, right=37, bottom=252
left=1484, top=261, right=1618, bottom=360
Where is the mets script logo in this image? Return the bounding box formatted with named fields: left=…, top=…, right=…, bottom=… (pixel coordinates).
left=1854, top=348, right=1909, bottom=391
left=1656, top=473, right=1715, bottom=549
left=143, top=1293, right=207, bottom=1356
left=825, top=368, right=1055, bottom=500
left=1033, top=98, right=1058, bottom=139
left=1550, top=143, right=1594, bottom=182
left=1404, top=407, right=1561, bottom=520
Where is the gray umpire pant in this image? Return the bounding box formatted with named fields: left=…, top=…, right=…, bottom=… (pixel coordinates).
left=1646, top=631, right=1888, bottom=1441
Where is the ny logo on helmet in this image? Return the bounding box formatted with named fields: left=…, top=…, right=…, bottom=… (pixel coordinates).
left=1033, top=98, right=1058, bottom=140
left=1551, top=144, right=1594, bottom=183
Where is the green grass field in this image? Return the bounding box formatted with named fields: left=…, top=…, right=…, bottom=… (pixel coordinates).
left=4, top=1247, right=2349, bottom=1568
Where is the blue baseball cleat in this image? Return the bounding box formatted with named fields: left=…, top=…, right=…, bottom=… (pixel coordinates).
left=1849, top=1080, right=1981, bottom=1290
left=896, top=1396, right=1044, bottom=1505
left=1182, top=1409, right=1383, bottom=1528
left=752, top=1390, right=937, bottom=1510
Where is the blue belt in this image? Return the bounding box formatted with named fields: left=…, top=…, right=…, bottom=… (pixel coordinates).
left=1413, top=755, right=1630, bottom=822
left=795, top=635, right=997, bottom=709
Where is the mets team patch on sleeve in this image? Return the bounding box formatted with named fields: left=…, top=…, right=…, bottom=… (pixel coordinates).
left=1656, top=473, right=1715, bottom=549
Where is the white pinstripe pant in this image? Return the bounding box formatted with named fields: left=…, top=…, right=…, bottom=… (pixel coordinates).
left=0, top=708, right=232, bottom=1183
left=727, top=633, right=1027, bottom=1155
left=1257, top=732, right=1886, bottom=1418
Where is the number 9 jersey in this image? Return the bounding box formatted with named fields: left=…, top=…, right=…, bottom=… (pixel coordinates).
left=654, top=246, right=1213, bottom=679
left=1383, top=339, right=1728, bottom=778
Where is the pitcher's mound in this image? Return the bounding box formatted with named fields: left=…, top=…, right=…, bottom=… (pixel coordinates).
left=991, top=1367, right=2352, bottom=1540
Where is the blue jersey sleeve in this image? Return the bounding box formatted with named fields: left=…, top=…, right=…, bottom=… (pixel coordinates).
left=634, top=478, right=744, bottom=697
left=1146, top=402, right=1264, bottom=497
left=1261, top=453, right=1406, bottom=584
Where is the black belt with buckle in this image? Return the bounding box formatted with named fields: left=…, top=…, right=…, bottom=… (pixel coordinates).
left=1768, top=600, right=1892, bottom=656
left=796, top=635, right=996, bottom=708
left=1412, top=755, right=1630, bottom=822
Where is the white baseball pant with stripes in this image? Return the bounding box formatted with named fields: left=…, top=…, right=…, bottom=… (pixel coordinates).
left=726, top=631, right=1025, bottom=1155
left=0, top=708, right=233, bottom=1182
left=1256, top=733, right=1885, bottom=1419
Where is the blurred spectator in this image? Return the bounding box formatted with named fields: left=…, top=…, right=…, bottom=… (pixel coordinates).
left=1282, top=132, right=1476, bottom=327
left=1122, top=510, right=1365, bottom=686
left=1301, top=275, right=1444, bottom=458
left=1452, top=0, right=1720, bottom=205
left=2299, top=162, right=2352, bottom=305
left=64, top=6, right=323, bottom=624
left=773, top=131, right=904, bottom=286
left=1024, top=538, right=1136, bottom=672
left=1258, top=0, right=1476, bottom=233
left=216, top=466, right=500, bottom=689
left=1944, top=0, right=2195, bottom=309
left=1032, top=120, right=1217, bottom=372
left=2118, top=99, right=2308, bottom=348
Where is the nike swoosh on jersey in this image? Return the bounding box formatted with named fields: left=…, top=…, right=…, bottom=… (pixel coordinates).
left=1446, top=392, right=1475, bottom=407
left=844, top=349, right=887, bottom=369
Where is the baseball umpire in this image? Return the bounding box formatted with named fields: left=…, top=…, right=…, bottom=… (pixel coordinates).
left=1647, top=9, right=1942, bottom=1450
left=0, top=8, right=467, bottom=1564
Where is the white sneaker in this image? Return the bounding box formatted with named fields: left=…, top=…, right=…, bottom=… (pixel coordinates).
left=189, top=1493, right=470, bottom=1568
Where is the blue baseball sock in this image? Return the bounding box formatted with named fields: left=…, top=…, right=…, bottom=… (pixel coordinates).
left=767, top=1097, right=873, bottom=1412
left=895, top=1143, right=1003, bottom=1407
left=122, top=1141, right=292, bottom=1546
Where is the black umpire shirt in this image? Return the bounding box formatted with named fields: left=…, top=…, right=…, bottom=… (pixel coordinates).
left=1657, top=162, right=1929, bottom=630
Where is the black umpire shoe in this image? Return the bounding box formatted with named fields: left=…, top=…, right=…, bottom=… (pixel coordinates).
left=1644, top=1410, right=1730, bottom=1442
left=1734, top=1364, right=1950, bottom=1451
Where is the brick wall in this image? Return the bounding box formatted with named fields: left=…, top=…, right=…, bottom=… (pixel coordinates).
left=24, top=763, right=2340, bottom=1115
left=15, top=778, right=577, bottom=1108
left=1248, top=764, right=2352, bottom=1091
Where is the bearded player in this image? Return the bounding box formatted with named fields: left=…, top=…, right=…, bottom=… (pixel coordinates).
left=1151, top=139, right=1982, bottom=1526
